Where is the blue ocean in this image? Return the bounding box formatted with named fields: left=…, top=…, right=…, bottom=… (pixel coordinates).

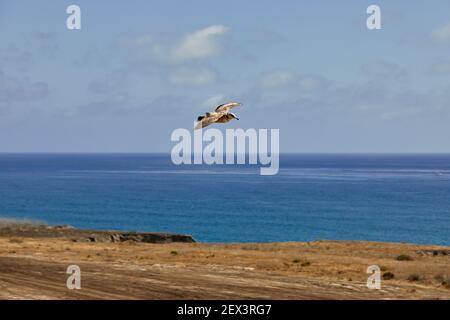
left=0, top=154, right=449, bottom=245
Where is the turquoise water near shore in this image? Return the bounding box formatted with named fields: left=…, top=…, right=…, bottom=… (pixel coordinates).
left=0, top=153, right=449, bottom=245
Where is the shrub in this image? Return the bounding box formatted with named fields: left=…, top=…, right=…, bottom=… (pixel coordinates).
left=407, top=274, right=421, bottom=282
left=241, top=245, right=260, bottom=251
left=434, top=274, right=445, bottom=282
left=396, top=254, right=413, bottom=261
left=9, top=238, right=23, bottom=244
left=170, top=250, right=179, bottom=256
left=382, top=272, right=395, bottom=280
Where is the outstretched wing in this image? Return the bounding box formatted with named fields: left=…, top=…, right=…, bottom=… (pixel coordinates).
left=215, top=102, right=241, bottom=113
left=216, top=114, right=232, bottom=123
left=195, top=113, right=223, bottom=129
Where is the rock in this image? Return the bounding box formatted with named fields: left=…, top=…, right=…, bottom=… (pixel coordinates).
left=416, top=250, right=450, bottom=256
left=53, top=225, right=74, bottom=229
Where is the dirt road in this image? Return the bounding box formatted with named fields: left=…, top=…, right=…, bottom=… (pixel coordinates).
left=1, top=236, right=449, bottom=299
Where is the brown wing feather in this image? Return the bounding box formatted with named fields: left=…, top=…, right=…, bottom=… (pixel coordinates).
left=215, top=102, right=241, bottom=113
left=195, top=113, right=223, bottom=129
left=215, top=114, right=232, bottom=123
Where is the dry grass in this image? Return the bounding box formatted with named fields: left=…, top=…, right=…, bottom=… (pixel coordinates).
left=0, top=218, right=47, bottom=229
left=0, top=237, right=449, bottom=299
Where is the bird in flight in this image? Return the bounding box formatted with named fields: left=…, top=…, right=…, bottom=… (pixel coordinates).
left=195, top=102, right=241, bottom=129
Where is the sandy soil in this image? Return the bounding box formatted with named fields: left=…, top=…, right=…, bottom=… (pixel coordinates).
left=0, top=235, right=449, bottom=300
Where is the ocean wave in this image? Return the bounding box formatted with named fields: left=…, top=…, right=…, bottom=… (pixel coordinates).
left=65, top=169, right=257, bottom=176
left=278, top=168, right=450, bottom=180
left=49, top=167, right=450, bottom=181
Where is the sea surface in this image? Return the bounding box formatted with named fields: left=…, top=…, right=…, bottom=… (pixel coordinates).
left=0, top=153, right=449, bottom=245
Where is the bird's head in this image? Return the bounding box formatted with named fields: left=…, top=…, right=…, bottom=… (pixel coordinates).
left=229, top=113, right=239, bottom=120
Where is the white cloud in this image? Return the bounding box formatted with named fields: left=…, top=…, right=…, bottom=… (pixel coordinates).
left=431, top=23, right=450, bottom=42
left=260, top=71, right=330, bottom=92
left=360, top=61, right=407, bottom=80
left=169, top=67, right=216, bottom=86
left=118, top=35, right=166, bottom=62
left=260, top=71, right=294, bottom=88
left=298, top=75, right=331, bottom=91
left=0, top=69, right=49, bottom=113
left=299, top=77, right=318, bottom=90
left=116, top=26, right=228, bottom=87
left=430, top=59, right=450, bottom=74
left=171, top=25, right=228, bottom=61
left=202, top=94, right=225, bottom=108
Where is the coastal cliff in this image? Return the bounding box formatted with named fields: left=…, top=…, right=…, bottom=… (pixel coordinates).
left=0, top=222, right=195, bottom=244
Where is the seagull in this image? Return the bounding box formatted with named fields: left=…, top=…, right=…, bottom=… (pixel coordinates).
left=195, top=102, right=241, bottom=129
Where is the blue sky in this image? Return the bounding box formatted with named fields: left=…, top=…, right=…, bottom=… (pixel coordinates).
left=1, top=0, right=450, bottom=152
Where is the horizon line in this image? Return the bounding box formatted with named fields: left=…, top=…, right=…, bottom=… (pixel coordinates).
left=1, top=152, right=450, bottom=155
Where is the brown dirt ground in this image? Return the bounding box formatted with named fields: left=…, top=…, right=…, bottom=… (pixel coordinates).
left=0, top=237, right=449, bottom=300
